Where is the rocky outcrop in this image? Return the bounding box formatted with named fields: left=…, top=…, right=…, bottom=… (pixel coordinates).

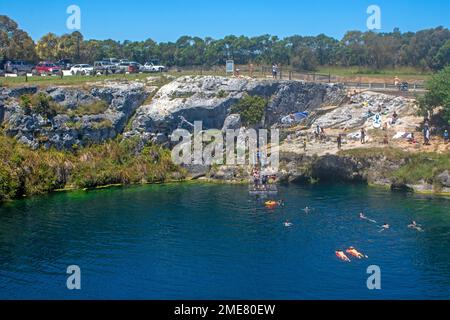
left=277, top=150, right=450, bottom=195
left=310, top=155, right=364, bottom=182
left=436, top=171, right=450, bottom=188
left=126, top=76, right=345, bottom=140
left=313, top=91, right=417, bottom=130
left=1, top=83, right=150, bottom=149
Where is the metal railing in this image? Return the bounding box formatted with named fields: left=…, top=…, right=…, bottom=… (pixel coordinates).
left=169, top=65, right=427, bottom=93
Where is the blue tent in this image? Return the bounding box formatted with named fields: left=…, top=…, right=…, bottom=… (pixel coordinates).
left=281, top=112, right=309, bottom=124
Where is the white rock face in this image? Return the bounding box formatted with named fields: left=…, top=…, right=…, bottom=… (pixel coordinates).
left=1, top=82, right=151, bottom=149
left=313, top=91, right=417, bottom=130
left=127, top=76, right=345, bottom=139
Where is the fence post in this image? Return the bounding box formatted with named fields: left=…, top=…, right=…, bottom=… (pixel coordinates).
left=328, top=73, right=331, bottom=83
left=289, top=71, right=292, bottom=81
left=313, top=73, right=316, bottom=82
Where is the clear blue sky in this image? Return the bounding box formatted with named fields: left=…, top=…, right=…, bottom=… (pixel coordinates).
left=1, top=0, right=449, bottom=42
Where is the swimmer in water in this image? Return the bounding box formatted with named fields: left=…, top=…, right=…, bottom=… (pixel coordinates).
left=346, top=246, right=368, bottom=259
left=408, top=221, right=424, bottom=232
left=302, top=207, right=312, bottom=214
left=284, top=220, right=293, bottom=227
left=335, top=250, right=351, bottom=262
left=278, top=200, right=285, bottom=207
left=378, top=223, right=390, bottom=232
left=359, top=211, right=377, bottom=223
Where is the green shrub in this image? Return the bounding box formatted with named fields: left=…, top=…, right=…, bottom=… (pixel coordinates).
left=91, top=119, right=113, bottom=130
left=0, top=164, right=21, bottom=201
left=419, top=66, right=450, bottom=124
left=70, top=100, right=109, bottom=116
left=392, top=153, right=450, bottom=185
left=31, top=92, right=58, bottom=118
left=217, top=90, right=228, bottom=98
left=0, top=134, right=183, bottom=202
left=231, top=95, right=267, bottom=125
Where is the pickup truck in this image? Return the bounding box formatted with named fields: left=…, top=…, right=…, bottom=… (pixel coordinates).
left=142, top=62, right=166, bottom=73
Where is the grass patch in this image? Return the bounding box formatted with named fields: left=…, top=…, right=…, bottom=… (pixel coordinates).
left=1, top=73, right=153, bottom=88
left=70, top=101, right=109, bottom=116
left=20, top=93, right=110, bottom=118
left=339, top=147, right=408, bottom=161
left=91, top=119, right=113, bottom=130
left=317, top=66, right=433, bottom=81
left=0, top=134, right=185, bottom=202
left=340, top=147, right=450, bottom=187
left=392, top=152, right=450, bottom=185
left=216, top=90, right=229, bottom=98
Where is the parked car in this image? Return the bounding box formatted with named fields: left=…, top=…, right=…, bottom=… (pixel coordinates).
left=69, top=64, right=94, bottom=75
left=4, top=60, right=35, bottom=75
left=129, top=62, right=142, bottom=73
left=131, top=61, right=144, bottom=72
left=32, top=62, right=61, bottom=75
left=102, top=58, right=120, bottom=65
left=93, top=61, right=118, bottom=74
left=56, top=59, right=73, bottom=70
left=117, top=61, right=140, bottom=73
left=142, top=62, right=166, bottom=73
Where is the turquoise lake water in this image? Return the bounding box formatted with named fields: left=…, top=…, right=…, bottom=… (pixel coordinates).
left=0, top=183, right=449, bottom=299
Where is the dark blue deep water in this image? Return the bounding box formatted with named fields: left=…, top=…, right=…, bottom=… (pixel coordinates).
left=0, top=183, right=449, bottom=299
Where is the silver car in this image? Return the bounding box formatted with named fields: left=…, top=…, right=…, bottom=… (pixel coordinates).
left=4, top=60, right=34, bottom=75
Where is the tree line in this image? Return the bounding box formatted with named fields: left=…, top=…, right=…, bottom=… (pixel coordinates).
left=1, top=15, right=449, bottom=71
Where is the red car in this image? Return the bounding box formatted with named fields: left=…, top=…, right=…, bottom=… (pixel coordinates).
left=32, top=62, right=61, bottom=75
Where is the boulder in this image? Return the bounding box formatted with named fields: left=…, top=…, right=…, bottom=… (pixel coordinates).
left=222, top=114, right=242, bottom=131
left=437, top=170, right=450, bottom=187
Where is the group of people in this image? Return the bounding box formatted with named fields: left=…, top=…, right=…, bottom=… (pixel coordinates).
left=336, top=212, right=424, bottom=262
left=252, top=167, right=276, bottom=191
left=421, top=118, right=449, bottom=146
left=336, top=247, right=368, bottom=262
left=314, top=124, right=326, bottom=142
left=359, top=211, right=424, bottom=233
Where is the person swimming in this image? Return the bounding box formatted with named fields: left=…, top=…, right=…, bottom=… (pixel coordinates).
left=278, top=200, right=285, bottom=207
left=378, top=223, right=390, bottom=232
left=408, top=221, right=424, bottom=232
left=284, top=221, right=293, bottom=227
left=359, top=211, right=377, bottom=223
left=302, top=207, right=312, bottom=214
left=346, top=246, right=368, bottom=259
left=335, top=250, right=351, bottom=262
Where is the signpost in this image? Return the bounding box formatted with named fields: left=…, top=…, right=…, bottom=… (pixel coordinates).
left=226, top=60, right=234, bottom=74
